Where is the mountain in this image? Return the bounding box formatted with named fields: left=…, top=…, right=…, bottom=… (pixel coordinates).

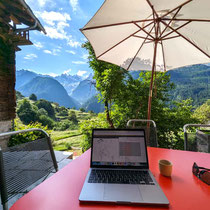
left=82, top=96, right=105, bottom=113
left=71, top=76, right=98, bottom=104
left=167, top=64, right=210, bottom=106
left=16, top=64, right=209, bottom=112
left=54, top=74, right=83, bottom=95
left=18, top=76, right=80, bottom=109
left=16, top=69, right=38, bottom=89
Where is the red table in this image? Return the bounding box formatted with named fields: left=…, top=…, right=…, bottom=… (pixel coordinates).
left=11, top=148, right=210, bottom=210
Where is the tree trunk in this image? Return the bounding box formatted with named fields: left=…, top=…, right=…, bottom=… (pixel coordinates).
left=104, top=100, right=114, bottom=128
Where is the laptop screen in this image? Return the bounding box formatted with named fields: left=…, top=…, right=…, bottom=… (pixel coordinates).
left=91, top=129, right=148, bottom=169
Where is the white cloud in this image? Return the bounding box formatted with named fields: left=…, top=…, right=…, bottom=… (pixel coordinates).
left=35, top=11, right=71, bottom=41
left=36, top=11, right=71, bottom=26
left=43, top=50, right=52, bottom=54
left=24, top=54, right=37, bottom=60
left=81, top=53, right=89, bottom=60
left=34, top=41, right=44, bottom=49
left=72, top=61, right=87, bottom=65
left=77, top=70, right=87, bottom=76
left=35, top=10, right=81, bottom=49
left=57, top=21, right=70, bottom=31
left=63, top=69, right=72, bottom=75
left=38, top=0, right=48, bottom=7
left=69, top=0, right=79, bottom=12
left=26, top=0, right=55, bottom=8
left=44, top=26, right=68, bottom=40
left=43, top=49, right=61, bottom=56
left=68, top=39, right=81, bottom=48
left=66, top=50, right=76, bottom=55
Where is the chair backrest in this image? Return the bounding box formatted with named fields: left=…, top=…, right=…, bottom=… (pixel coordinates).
left=0, top=129, right=58, bottom=210
left=126, top=119, right=158, bottom=147
left=183, top=124, right=210, bottom=152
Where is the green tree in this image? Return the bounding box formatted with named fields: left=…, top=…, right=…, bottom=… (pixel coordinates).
left=35, top=99, right=55, bottom=118
left=58, top=106, right=68, bottom=116
left=16, top=91, right=24, bottom=100
left=29, top=93, right=37, bottom=101
left=17, top=99, right=38, bottom=124
left=79, top=108, right=85, bottom=112
left=82, top=41, right=200, bottom=150
left=193, top=99, right=210, bottom=124
left=38, top=115, right=54, bottom=129
left=157, top=99, right=199, bottom=149
left=37, top=108, right=48, bottom=116
left=82, top=41, right=128, bottom=128
left=68, top=111, right=78, bottom=124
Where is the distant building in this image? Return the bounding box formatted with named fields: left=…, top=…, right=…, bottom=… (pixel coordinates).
left=0, top=0, right=45, bottom=148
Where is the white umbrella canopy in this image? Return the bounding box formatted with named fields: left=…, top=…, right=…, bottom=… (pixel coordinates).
left=81, top=0, right=210, bottom=120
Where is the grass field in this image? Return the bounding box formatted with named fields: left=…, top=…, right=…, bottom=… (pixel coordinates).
left=51, top=129, right=83, bottom=156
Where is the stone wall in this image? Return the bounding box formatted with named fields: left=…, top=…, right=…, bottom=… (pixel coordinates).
left=0, top=120, right=12, bottom=149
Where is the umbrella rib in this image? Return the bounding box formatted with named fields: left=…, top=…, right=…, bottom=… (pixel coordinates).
left=156, top=19, right=167, bottom=72
left=133, top=22, right=155, bottom=40
left=133, top=35, right=153, bottom=41
left=161, top=21, right=191, bottom=40
left=127, top=25, right=155, bottom=71
left=146, top=0, right=159, bottom=18
left=162, top=18, right=210, bottom=23
left=162, top=35, right=180, bottom=41
left=161, top=20, right=210, bottom=59
left=160, top=41, right=167, bottom=72
left=97, top=21, right=154, bottom=59
left=81, top=19, right=154, bottom=31
left=160, top=0, right=193, bottom=19
left=160, top=7, right=182, bottom=37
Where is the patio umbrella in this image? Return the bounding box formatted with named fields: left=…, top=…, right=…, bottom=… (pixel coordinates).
left=81, top=0, right=210, bottom=122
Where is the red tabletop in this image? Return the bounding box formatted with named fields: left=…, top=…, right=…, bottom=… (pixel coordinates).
left=11, top=147, right=210, bottom=210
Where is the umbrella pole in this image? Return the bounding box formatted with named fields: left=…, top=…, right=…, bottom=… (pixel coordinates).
left=146, top=40, right=158, bottom=145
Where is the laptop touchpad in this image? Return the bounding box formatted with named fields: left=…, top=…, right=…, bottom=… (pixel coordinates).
left=103, top=185, right=143, bottom=202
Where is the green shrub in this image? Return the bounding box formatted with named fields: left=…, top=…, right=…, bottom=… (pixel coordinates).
left=38, top=115, right=55, bottom=129
left=79, top=114, right=109, bottom=152
left=58, top=106, right=69, bottom=116
left=65, top=142, right=72, bottom=150
left=79, top=108, right=85, bottom=112
left=54, top=120, right=71, bottom=131
left=8, top=119, right=49, bottom=147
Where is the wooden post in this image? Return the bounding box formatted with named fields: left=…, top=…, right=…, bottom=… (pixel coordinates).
left=146, top=39, right=158, bottom=146
left=0, top=37, right=16, bottom=122
left=147, top=40, right=158, bottom=123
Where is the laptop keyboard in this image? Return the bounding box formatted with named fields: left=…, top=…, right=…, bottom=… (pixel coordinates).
left=88, top=169, right=155, bottom=185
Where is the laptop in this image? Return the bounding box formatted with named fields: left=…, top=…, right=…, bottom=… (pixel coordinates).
left=79, top=128, right=169, bottom=206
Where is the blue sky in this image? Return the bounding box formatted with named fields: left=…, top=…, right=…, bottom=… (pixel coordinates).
left=16, top=0, right=104, bottom=77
